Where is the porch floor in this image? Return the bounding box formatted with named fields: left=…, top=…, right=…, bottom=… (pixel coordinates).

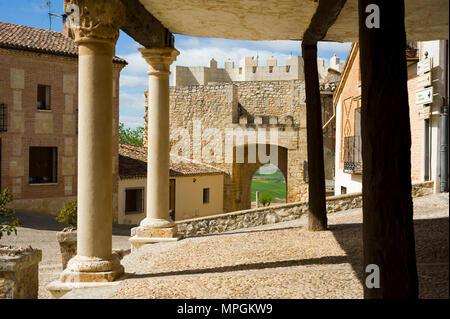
left=65, top=193, right=449, bottom=299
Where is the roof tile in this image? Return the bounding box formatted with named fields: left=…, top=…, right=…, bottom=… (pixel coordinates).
left=0, top=21, right=126, bottom=64
left=119, top=144, right=224, bottom=179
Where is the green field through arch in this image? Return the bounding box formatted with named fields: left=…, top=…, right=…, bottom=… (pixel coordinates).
left=251, top=164, right=287, bottom=203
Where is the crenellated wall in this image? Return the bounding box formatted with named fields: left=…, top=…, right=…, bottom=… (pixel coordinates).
left=144, top=80, right=337, bottom=213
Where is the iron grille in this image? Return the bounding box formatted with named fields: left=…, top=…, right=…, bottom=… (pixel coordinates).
left=0, top=104, right=7, bottom=132
left=343, top=135, right=362, bottom=174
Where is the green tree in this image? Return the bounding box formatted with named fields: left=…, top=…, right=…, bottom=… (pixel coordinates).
left=56, top=199, right=77, bottom=230
left=0, top=188, right=21, bottom=239
left=259, top=192, right=275, bottom=207
left=118, top=122, right=144, bottom=146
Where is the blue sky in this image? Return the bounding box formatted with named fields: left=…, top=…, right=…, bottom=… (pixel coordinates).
left=0, top=0, right=352, bottom=129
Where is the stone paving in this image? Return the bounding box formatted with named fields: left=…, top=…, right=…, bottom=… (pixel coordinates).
left=1, top=193, right=448, bottom=299
left=0, top=211, right=131, bottom=299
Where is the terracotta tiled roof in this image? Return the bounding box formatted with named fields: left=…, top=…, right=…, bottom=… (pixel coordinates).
left=0, top=21, right=126, bottom=64
left=119, top=144, right=225, bottom=179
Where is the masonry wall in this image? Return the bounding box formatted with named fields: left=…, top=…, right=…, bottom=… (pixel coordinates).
left=407, top=63, right=424, bottom=182
left=173, top=56, right=306, bottom=86
left=0, top=48, right=121, bottom=221
left=176, top=181, right=434, bottom=238
left=145, top=80, right=336, bottom=213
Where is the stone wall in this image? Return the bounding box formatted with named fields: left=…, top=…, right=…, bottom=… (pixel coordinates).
left=0, top=48, right=123, bottom=222
left=175, top=180, right=434, bottom=237
left=175, top=192, right=361, bottom=237
left=144, top=80, right=336, bottom=213
left=412, top=180, right=434, bottom=197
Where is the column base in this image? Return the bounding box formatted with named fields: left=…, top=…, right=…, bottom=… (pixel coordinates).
left=60, top=253, right=124, bottom=283
left=129, top=225, right=181, bottom=251
left=47, top=253, right=125, bottom=298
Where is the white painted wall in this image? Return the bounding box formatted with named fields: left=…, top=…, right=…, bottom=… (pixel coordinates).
left=118, top=174, right=224, bottom=225
left=420, top=40, right=446, bottom=193
left=334, top=95, right=362, bottom=195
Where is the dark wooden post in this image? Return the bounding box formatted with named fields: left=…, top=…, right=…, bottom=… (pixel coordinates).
left=358, top=0, right=418, bottom=298
left=302, top=43, right=327, bottom=231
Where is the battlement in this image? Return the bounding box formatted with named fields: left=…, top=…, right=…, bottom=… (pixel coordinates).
left=173, top=54, right=342, bottom=87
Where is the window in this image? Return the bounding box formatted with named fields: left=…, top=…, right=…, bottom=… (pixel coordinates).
left=203, top=188, right=210, bottom=204
left=125, top=188, right=144, bottom=213
left=239, top=67, right=243, bottom=75
left=269, top=66, right=274, bottom=73
left=252, top=66, right=257, bottom=73
left=341, top=186, right=347, bottom=195
left=0, top=104, right=7, bottom=132
left=29, top=147, right=57, bottom=184
left=37, top=85, right=51, bottom=110
left=286, top=66, right=291, bottom=73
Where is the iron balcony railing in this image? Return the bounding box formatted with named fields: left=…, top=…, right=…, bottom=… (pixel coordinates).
left=343, top=135, right=362, bottom=174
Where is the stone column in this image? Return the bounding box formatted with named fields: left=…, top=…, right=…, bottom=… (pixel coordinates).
left=130, top=47, right=180, bottom=250
left=60, top=0, right=125, bottom=282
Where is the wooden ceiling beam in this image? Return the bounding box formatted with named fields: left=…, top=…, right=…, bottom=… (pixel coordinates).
left=119, top=0, right=174, bottom=48
left=302, top=0, right=347, bottom=45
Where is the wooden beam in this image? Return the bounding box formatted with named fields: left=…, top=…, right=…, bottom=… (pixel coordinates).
left=120, top=0, right=174, bottom=48
left=301, top=0, right=346, bottom=231
left=358, top=0, right=418, bottom=298
left=302, top=43, right=327, bottom=231
left=303, top=0, right=347, bottom=45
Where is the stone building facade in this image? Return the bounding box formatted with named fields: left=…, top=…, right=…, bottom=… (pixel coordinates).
left=0, top=21, right=126, bottom=220
left=334, top=41, right=448, bottom=195
left=144, top=79, right=336, bottom=213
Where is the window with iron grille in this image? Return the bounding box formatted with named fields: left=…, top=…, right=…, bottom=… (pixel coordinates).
left=0, top=104, right=7, bottom=132
left=343, top=135, right=362, bottom=174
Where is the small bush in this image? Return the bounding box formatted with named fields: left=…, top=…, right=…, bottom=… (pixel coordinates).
left=259, top=192, right=275, bottom=207
left=56, top=200, right=77, bottom=230
left=0, top=188, right=21, bottom=239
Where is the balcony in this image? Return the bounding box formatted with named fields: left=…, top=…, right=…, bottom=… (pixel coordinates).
left=343, top=135, right=362, bottom=175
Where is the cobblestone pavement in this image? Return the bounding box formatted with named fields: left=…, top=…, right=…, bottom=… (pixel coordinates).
left=1, top=194, right=448, bottom=299
left=0, top=211, right=131, bottom=299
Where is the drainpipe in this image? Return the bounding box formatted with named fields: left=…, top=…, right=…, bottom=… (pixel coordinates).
left=440, top=40, right=449, bottom=192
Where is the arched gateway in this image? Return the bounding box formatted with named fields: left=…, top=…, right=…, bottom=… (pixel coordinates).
left=144, top=80, right=336, bottom=213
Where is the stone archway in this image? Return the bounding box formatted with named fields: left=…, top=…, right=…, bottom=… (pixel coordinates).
left=230, top=143, right=288, bottom=211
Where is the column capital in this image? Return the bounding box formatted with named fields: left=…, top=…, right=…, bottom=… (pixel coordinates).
left=64, top=0, right=125, bottom=44
left=138, top=47, right=180, bottom=76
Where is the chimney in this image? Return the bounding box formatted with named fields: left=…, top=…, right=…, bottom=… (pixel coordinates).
left=62, top=1, right=73, bottom=39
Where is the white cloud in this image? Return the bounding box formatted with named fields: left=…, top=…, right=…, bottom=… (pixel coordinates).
left=173, top=37, right=352, bottom=70
left=119, top=114, right=145, bottom=129
left=119, top=91, right=145, bottom=113
left=120, top=52, right=148, bottom=76
left=121, top=74, right=147, bottom=88
left=317, top=42, right=352, bottom=54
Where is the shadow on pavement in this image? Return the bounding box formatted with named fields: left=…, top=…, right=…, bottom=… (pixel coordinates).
left=12, top=211, right=133, bottom=236
left=330, top=217, right=449, bottom=298
left=131, top=255, right=350, bottom=279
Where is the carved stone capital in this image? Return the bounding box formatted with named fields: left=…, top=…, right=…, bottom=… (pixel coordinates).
left=138, top=47, right=180, bottom=76
left=64, top=0, right=126, bottom=44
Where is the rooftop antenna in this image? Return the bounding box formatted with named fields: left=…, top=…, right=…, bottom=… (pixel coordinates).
left=40, top=1, right=62, bottom=31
